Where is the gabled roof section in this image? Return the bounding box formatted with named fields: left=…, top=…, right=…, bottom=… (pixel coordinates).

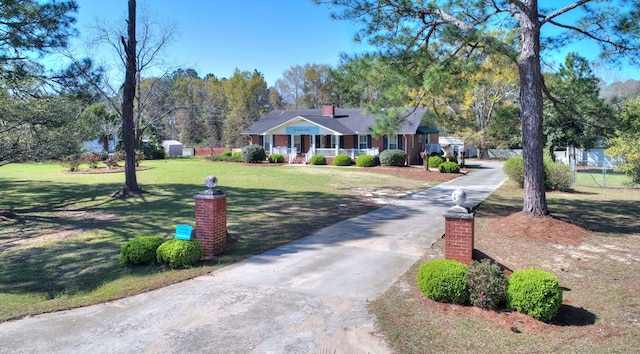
left=241, top=106, right=431, bottom=135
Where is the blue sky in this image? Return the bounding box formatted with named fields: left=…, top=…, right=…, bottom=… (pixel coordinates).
left=71, top=0, right=367, bottom=87
left=69, top=0, right=638, bottom=87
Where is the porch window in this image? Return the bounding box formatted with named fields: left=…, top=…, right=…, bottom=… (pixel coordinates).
left=358, top=135, right=369, bottom=149
left=387, top=134, right=398, bottom=149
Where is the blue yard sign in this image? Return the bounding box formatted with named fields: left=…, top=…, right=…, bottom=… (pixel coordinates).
left=175, top=224, right=193, bottom=240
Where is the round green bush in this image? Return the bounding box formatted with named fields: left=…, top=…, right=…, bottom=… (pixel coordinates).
left=355, top=154, right=376, bottom=167
left=119, top=236, right=165, bottom=266
left=221, top=150, right=232, bottom=157
left=428, top=155, right=444, bottom=168
left=504, top=155, right=572, bottom=191
left=156, top=239, right=204, bottom=268
left=465, top=259, right=507, bottom=310
left=507, top=268, right=563, bottom=321
left=544, top=160, right=572, bottom=191
left=268, top=153, right=285, bottom=163
left=310, top=154, right=327, bottom=165
left=379, top=149, right=406, bottom=166
left=438, top=161, right=460, bottom=173
left=416, top=259, right=469, bottom=304
left=333, top=153, right=352, bottom=166
left=503, top=156, right=525, bottom=187
left=241, top=145, right=266, bottom=163
left=232, top=151, right=242, bottom=159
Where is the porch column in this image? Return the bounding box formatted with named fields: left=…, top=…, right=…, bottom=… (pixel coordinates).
left=270, top=135, right=274, bottom=154
left=290, top=135, right=295, bottom=153
left=334, top=135, right=339, bottom=156
left=311, top=135, right=316, bottom=153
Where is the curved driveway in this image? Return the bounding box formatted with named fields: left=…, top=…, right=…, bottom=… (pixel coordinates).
left=0, top=160, right=505, bottom=354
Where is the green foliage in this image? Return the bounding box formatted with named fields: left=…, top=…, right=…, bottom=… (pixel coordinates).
left=221, top=150, right=232, bottom=157
left=310, top=154, right=327, bottom=165
left=544, top=159, right=572, bottom=191
left=119, top=236, right=165, bottom=266
left=206, top=155, right=242, bottom=162
left=438, top=161, right=460, bottom=173
left=416, top=259, right=469, bottom=304
left=543, top=53, right=615, bottom=151
left=503, top=156, right=525, bottom=187
left=428, top=155, right=444, bottom=168
left=607, top=98, right=640, bottom=183
left=333, top=153, right=353, bottom=166
left=156, top=239, right=204, bottom=268
left=379, top=149, right=406, bottom=166
left=141, top=142, right=166, bottom=160
left=241, top=145, right=266, bottom=163
left=232, top=151, right=242, bottom=158
left=81, top=152, right=101, bottom=169
left=268, top=153, right=285, bottom=163
left=355, top=154, right=376, bottom=167
left=504, top=155, right=572, bottom=191
left=507, top=268, right=563, bottom=321
left=60, top=155, right=80, bottom=171
left=465, top=259, right=507, bottom=310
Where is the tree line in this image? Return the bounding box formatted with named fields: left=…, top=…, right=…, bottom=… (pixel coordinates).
left=1, top=0, right=640, bottom=214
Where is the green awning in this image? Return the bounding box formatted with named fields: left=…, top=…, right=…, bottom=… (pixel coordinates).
left=417, top=126, right=439, bottom=134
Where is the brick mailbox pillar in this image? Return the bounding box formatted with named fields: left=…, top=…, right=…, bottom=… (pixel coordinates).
left=193, top=176, right=228, bottom=259
left=444, top=189, right=474, bottom=266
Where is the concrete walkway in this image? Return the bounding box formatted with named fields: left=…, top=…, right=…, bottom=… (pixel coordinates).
left=0, top=160, right=506, bottom=354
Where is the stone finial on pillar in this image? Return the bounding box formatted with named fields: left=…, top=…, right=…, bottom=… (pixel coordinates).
left=193, top=176, right=228, bottom=259
left=444, top=189, right=474, bottom=266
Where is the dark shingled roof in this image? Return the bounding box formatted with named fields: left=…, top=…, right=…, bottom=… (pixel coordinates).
left=242, top=107, right=432, bottom=135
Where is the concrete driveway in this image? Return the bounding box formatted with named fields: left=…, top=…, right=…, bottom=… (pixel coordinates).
left=0, top=160, right=506, bottom=354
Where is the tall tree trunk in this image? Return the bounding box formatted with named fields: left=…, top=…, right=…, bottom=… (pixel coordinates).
left=121, top=0, right=140, bottom=193
left=517, top=0, right=548, bottom=216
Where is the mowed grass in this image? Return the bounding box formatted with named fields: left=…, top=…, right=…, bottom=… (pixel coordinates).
left=0, top=157, right=433, bottom=322
left=370, top=182, right=640, bottom=353
left=574, top=168, right=635, bottom=188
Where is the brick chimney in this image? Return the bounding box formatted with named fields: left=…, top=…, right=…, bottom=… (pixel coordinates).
left=321, top=104, right=335, bottom=117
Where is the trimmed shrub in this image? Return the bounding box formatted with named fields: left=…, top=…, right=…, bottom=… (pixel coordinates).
left=268, top=153, right=285, bottom=163
left=241, top=145, right=266, bottom=163
left=355, top=154, right=376, bottom=167
left=60, top=154, right=80, bottom=171
left=156, top=239, right=204, bottom=268
left=416, top=259, right=469, bottom=304
left=232, top=151, right=242, bottom=158
left=439, top=161, right=461, bottom=173
left=447, top=155, right=458, bottom=164
left=333, top=153, right=353, bottom=166
left=221, top=150, right=232, bottom=157
left=465, top=259, right=507, bottom=310
left=428, top=155, right=444, bottom=168
left=82, top=152, right=102, bottom=169
left=544, top=160, right=572, bottom=191
left=119, top=236, right=165, bottom=266
left=379, top=149, right=406, bottom=167
left=507, top=268, right=563, bottom=321
left=503, top=156, right=525, bottom=187
left=504, top=155, right=573, bottom=191
left=310, top=154, right=327, bottom=165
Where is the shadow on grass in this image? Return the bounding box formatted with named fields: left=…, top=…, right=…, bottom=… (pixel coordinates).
left=0, top=178, right=392, bottom=297
left=551, top=304, right=598, bottom=327
left=550, top=198, right=640, bottom=235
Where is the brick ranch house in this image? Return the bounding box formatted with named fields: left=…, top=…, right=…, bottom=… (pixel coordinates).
left=241, top=105, right=440, bottom=165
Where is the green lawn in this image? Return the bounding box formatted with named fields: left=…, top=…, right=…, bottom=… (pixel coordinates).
left=574, top=168, right=635, bottom=188
left=0, top=158, right=434, bottom=321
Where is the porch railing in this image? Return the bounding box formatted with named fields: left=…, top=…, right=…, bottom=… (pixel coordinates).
left=305, top=147, right=380, bottom=163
